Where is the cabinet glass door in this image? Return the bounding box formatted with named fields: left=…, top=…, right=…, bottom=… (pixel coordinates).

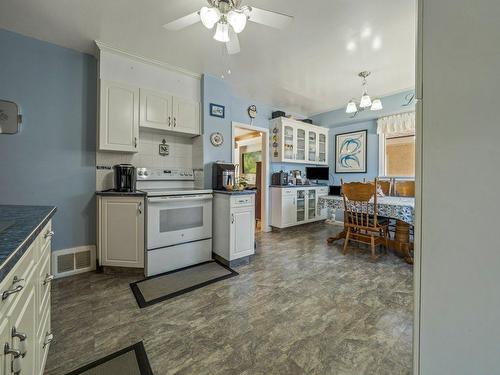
left=308, top=131, right=317, bottom=162
left=284, top=125, right=294, bottom=160
left=296, top=127, right=306, bottom=161
left=307, top=189, right=316, bottom=220
left=319, top=133, right=326, bottom=163
left=296, top=190, right=306, bottom=222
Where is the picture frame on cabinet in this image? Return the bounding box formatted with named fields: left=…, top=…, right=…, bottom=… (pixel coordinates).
left=335, top=130, right=367, bottom=173
left=210, top=103, right=225, bottom=118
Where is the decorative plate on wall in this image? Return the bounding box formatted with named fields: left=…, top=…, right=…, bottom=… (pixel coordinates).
left=210, top=132, right=224, bottom=147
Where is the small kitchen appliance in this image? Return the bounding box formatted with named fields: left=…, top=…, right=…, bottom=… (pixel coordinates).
left=290, top=170, right=303, bottom=185
left=272, top=171, right=289, bottom=186
left=212, top=162, right=236, bottom=190
left=113, top=164, right=136, bottom=192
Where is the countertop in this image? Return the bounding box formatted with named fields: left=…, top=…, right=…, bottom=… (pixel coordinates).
left=213, top=190, right=257, bottom=195
left=0, top=205, right=57, bottom=283
left=270, top=184, right=328, bottom=188
left=96, top=190, right=147, bottom=197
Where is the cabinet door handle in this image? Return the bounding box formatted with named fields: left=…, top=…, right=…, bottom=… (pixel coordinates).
left=44, top=230, right=54, bottom=239
left=134, top=137, right=138, bottom=148
left=138, top=202, right=142, bottom=215
left=43, top=274, right=55, bottom=285
left=43, top=332, right=54, bottom=349
left=2, top=285, right=23, bottom=300
left=168, top=116, right=171, bottom=127
left=174, top=117, right=177, bottom=127
left=231, top=213, right=234, bottom=224
left=11, top=327, right=27, bottom=342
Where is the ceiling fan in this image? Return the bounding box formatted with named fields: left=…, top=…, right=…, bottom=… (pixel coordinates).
left=163, top=0, right=293, bottom=55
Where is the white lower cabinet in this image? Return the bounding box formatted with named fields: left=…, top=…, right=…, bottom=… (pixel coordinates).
left=0, top=220, right=53, bottom=375
left=97, top=196, right=145, bottom=269
left=271, top=186, right=329, bottom=228
left=213, top=193, right=256, bottom=263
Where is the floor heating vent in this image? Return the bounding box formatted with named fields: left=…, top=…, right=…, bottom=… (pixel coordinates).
left=52, top=246, right=96, bottom=278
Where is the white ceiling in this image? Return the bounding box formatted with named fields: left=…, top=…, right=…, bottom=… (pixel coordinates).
left=0, top=0, right=416, bottom=116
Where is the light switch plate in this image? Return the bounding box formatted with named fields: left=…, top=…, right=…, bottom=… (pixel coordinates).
left=0, top=100, right=22, bottom=134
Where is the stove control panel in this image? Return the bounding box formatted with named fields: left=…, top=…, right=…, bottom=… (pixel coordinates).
left=136, top=168, right=194, bottom=180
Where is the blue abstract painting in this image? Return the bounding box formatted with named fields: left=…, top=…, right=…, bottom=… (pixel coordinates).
left=335, top=130, right=367, bottom=173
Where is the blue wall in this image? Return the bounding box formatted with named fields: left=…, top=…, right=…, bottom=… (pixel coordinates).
left=311, top=90, right=415, bottom=184
left=202, top=74, right=307, bottom=187
left=0, top=29, right=97, bottom=251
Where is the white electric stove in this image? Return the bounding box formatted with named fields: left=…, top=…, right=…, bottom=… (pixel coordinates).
left=137, top=168, right=213, bottom=276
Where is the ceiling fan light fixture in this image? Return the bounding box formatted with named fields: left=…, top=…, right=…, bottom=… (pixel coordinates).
left=200, top=6, right=221, bottom=29
left=227, top=10, right=247, bottom=33
left=359, top=92, right=372, bottom=108
left=371, top=99, right=383, bottom=111
left=346, top=100, right=358, bottom=114
left=213, top=21, right=230, bottom=42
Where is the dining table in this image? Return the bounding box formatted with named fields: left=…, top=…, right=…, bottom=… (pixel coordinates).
left=318, top=195, right=415, bottom=264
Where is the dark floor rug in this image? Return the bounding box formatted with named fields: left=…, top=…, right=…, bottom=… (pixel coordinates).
left=66, top=342, right=152, bottom=375
left=130, top=260, right=238, bottom=308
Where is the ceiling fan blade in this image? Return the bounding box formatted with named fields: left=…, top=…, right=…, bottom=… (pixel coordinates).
left=247, top=7, right=293, bottom=30
left=163, top=11, right=200, bottom=31
left=226, top=29, right=240, bottom=55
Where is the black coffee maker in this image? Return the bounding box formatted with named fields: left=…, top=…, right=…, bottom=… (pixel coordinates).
left=113, top=164, right=136, bottom=192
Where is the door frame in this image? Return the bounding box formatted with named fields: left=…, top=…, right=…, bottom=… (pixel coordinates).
left=231, top=121, right=271, bottom=232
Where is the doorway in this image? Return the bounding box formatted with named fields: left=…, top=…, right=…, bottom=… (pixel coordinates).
left=231, top=122, right=270, bottom=233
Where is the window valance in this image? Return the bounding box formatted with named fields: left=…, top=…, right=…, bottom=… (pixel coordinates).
left=377, top=112, right=415, bottom=135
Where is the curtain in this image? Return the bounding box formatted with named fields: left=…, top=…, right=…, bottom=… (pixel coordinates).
left=377, top=111, right=415, bottom=135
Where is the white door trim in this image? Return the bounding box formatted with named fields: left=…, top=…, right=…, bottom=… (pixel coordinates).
left=231, top=121, right=271, bottom=233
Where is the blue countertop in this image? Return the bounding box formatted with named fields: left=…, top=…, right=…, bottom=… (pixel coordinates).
left=0, top=205, right=57, bottom=283
left=213, top=190, right=257, bottom=195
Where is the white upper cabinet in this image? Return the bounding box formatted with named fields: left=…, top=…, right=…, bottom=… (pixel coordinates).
left=99, top=80, right=139, bottom=153
left=270, top=117, right=329, bottom=165
left=172, top=96, right=200, bottom=135
left=99, top=82, right=201, bottom=152
left=139, top=89, right=173, bottom=131
left=139, top=89, right=200, bottom=136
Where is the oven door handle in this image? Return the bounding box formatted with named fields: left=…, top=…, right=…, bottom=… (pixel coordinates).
left=147, top=195, right=213, bottom=203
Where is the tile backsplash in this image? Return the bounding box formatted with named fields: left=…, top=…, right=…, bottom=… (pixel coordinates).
left=96, top=129, right=202, bottom=190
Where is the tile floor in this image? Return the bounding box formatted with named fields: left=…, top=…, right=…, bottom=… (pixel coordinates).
left=45, top=223, right=413, bottom=375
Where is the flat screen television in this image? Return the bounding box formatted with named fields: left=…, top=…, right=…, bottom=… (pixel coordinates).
left=305, top=166, right=329, bottom=181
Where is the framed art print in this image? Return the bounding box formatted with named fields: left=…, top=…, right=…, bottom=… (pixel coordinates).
left=335, top=130, right=367, bottom=173
left=210, top=103, right=225, bottom=118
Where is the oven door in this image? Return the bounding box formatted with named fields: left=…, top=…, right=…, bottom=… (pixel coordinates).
left=147, top=194, right=213, bottom=249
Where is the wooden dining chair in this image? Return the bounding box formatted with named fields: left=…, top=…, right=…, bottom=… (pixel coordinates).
left=394, top=180, right=415, bottom=197
left=362, top=178, right=393, bottom=196
left=341, top=178, right=389, bottom=260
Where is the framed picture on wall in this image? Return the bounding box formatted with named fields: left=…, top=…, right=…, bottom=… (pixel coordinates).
left=210, top=103, right=225, bottom=118
left=335, top=130, right=367, bottom=173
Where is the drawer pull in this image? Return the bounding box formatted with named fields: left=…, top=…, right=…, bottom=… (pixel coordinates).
left=2, top=285, right=23, bottom=300
left=4, top=343, right=21, bottom=358
left=231, top=213, right=234, bottom=224
left=43, top=274, right=55, bottom=285
left=44, top=230, right=55, bottom=239
left=12, top=327, right=27, bottom=341
left=43, top=332, right=54, bottom=349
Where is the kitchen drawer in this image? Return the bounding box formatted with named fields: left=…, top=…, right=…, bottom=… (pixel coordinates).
left=281, top=188, right=296, bottom=197
left=0, top=241, right=36, bottom=316
left=36, top=252, right=52, bottom=318
left=37, top=306, right=52, bottom=375
left=231, top=195, right=254, bottom=207
left=317, top=187, right=329, bottom=195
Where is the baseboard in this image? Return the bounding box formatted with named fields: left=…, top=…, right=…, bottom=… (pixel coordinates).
left=51, top=245, right=96, bottom=279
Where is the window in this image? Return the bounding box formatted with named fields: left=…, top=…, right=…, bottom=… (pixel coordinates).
left=379, top=133, right=415, bottom=177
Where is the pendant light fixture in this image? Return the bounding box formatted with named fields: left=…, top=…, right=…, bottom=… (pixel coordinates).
left=345, top=71, right=383, bottom=116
